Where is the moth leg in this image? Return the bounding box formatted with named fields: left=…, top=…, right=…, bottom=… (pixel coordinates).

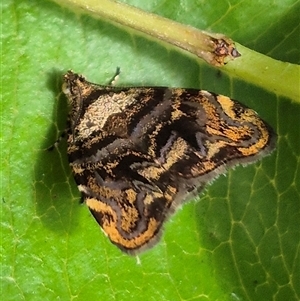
left=46, top=130, right=67, bottom=151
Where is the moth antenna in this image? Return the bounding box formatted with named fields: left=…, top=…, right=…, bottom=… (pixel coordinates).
left=108, top=67, right=121, bottom=86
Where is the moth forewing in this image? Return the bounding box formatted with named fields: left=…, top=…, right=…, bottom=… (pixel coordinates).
left=62, top=70, right=275, bottom=254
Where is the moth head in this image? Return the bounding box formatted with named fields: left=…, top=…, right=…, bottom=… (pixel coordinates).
left=62, top=70, right=85, bottom=99
left=62, top=70, right=88, bottom=130
left=63, top=70, right=88, bottom=101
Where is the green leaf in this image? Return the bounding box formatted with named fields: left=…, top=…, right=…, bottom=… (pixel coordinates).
left=1, top=0, right=299, bottom=301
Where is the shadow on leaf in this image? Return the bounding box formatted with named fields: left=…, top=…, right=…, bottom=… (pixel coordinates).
left=34, top=68, right=81, bottom=234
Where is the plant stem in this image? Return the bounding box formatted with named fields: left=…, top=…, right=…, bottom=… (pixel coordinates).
left=223, top=44, right=300, bottom=102
left=54, top=0, right=300, bottom=102
left=54, top=0, right=240, bottom=66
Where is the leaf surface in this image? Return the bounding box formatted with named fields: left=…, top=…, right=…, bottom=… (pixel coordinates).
left=1, top=0, right=299, bottom=300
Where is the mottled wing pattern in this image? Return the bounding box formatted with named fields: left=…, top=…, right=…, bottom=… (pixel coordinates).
left=62, top=71, right=275, bottom=254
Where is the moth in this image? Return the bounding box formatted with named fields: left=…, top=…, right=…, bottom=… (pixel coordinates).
left=62, top=70, right=275, bottom=254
